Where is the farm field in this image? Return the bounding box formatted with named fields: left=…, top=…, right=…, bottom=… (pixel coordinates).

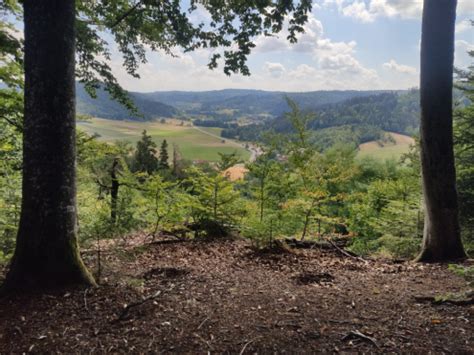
left=357, top=132, right=415, bottom=161
left=77, top=117, right=250, bottom=162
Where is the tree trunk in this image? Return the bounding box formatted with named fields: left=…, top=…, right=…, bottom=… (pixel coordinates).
left=301, top=199, right=316, bottom=241
left=110, top=158, right=120, bottom=224
left=417, top=0, right=466, bottom=262
left=213, top=181, right=218, bottom=220
left=2, top=0, right=95, bottom=291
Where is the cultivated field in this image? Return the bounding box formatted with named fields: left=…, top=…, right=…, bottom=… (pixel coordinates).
left=77, top=117, right=250, bottom=162
left=358, top=132, right=415, bottom=161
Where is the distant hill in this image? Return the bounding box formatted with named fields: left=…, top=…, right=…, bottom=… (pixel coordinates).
left=76, top=84, right=177, bottom=120
left=144, top=89, right=395, bottom=118
left=221, top=90, right=421, bottom=147
left=76, top=84, right=402, bottom=122
left=274, top=90, right=420, bottom=134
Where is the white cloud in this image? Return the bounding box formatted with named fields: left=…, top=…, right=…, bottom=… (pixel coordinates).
left=187, top=4, right=212, bottom=26
left=263, top=62, right=286, bottom=78
left=383, top=59, right=417, bottom=75
left=313, top=38, right=356, bottom=57
left=456, top=19, right=472, bottom=34
left=253, top=34, right=289, bottom=52
left=326, top=0, right=474, bottom=22
left=458, top=0, right=474, bottom=14
left=341, top=1, right=375, bottom=23
left=254, top=16, right=323, bottom=53
left=455, top=40, right=474, bottom=69
left=283, top=62, right=380, bottom=91
left=253, top=13, right=381, bottom=88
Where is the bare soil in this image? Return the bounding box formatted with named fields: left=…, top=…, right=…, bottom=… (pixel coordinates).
left=1, top=236, right=473, bottom=353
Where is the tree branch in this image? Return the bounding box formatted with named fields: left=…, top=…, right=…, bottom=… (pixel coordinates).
left=1, top=115, right=23, bottom=132
left=110, top=0, right=144, bottom=29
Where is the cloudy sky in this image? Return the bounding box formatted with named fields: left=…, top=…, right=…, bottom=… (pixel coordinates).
left=109, top=0, right=472, bottom=92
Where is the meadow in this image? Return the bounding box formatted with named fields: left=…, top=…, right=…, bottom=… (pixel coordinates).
left=78, top=119, right=413, bottom=163
left=357, top=132, right=414, bottom=161
left=77, top=117, right=250, bottom=162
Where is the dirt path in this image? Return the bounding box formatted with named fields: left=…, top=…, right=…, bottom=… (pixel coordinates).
left=191, top=125, right=261, bottom=162
left=0, top=237, right=472, bottom=353
left=191, top=125, right=243, bottom=148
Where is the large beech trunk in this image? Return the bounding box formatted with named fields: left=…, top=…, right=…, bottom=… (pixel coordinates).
left=2, top=0, right=95, bottom=291
left=417, top=0, right=466, bottom=262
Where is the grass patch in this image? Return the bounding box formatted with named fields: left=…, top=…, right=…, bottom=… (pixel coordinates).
left=78, top=117, right=250, bottom=162
left=357, top=132, right=414, bottom=161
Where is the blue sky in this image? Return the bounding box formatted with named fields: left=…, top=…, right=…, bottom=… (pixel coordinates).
left=109, top=0, right=472, bottom=92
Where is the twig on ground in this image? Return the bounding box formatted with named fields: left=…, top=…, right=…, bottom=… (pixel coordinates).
left=197, top=317, right=209, bottom=330
left=414, top=294, right=474, bottom=306
left=116, top=290, right=162, bottom=321
left=83, top=288, right=89, bottom=312
left=239, top=337, right=260, bottom=355
left=193, top=333, right=213, bottom=350
left=327, top=239, right=368, bottom=264
left=342, top=330, right=379, bottom=348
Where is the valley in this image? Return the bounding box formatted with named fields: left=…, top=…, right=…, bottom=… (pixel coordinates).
left=77, top=117, right=250, bottom=162
left=77, top=87, right=421, bottom=163
left=78, top=117, right=414, bottom=163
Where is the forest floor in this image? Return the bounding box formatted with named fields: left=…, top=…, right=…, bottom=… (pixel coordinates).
left=1, top=235, right=473, bottom=353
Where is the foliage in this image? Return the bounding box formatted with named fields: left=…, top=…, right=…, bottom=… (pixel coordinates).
left=221, top=91, right=420, bottom=145
left=131, top=130, right=159, bottom=174
left=278, top=101, right=355, bottom=239
left=454, top=44, right=474, bottom=252
left=77, top=134, right=144, bottom=243
left=141, top=175, right=191, bottom=236
left=0, top=10, right=22, bottom=263
left=184, top=166, right=245, bottom=238
left=347, top=159, right=422, bottom=258
left=0, top=155, right=20, bottom=262
left=159, top=139, right=169, bottom=170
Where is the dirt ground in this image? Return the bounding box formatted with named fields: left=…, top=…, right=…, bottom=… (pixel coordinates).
left=1, top=236, right=473, bottom=353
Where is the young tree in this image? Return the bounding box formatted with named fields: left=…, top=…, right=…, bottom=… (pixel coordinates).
left=159, top=139, right=169, bottom=170
left=246, top=148, right=279, bottom=222
left=131, top=130, right=159, bottom=175
left=283, top=103, right=356, bottom=240
left=185, top=167, right=244, bottom=238
left=172, top=143, right=184, bottom=178
left=2, top=0, right=95, bottom=291
left=417, top=0, right=466, bottom=262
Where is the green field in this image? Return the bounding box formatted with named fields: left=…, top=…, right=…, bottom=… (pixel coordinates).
left=357, top=132, right=415, bottom=161
left=77, top=118, right=250, bottom=162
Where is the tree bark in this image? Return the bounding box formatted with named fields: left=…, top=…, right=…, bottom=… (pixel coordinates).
left=417, top=0, right=466, bottom=262
left=2, top=0, right=95, bottom=291
left=110, top=158, right=120, bottom=224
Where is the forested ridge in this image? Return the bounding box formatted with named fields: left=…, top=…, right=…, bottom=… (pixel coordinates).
left=76, top=83, right=404, bottom=121
left=145, top=89, right=394, bottom=117
left=0, top=0, right=473, bottom=353
left=221, top=91, right=421, bottom=146
left=77, top=83, right=177, bottom=120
